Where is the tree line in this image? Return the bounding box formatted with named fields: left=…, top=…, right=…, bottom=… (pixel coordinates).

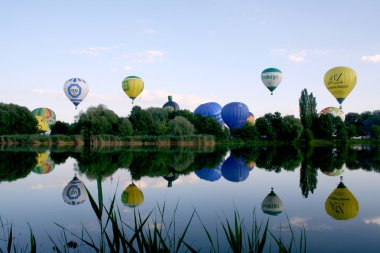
left=1, top=89, right=380, bottom=142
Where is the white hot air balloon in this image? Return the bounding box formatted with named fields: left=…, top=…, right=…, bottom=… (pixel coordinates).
left=62, top=175, right=88, bottom=205
left=63, top=78, right=89, bottom=109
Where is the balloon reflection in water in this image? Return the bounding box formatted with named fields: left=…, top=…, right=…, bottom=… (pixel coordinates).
left=121, top=183, right=144, bottom=207
left=62, top=175, right=88, bottom=205
left=194, top=165, right=222, bottom=182
left=261, top=187, right=284, bottom=216
left=32, top=152, right=55, bottom=174
left=325, top=177, right=359, bottom=220
left=221, top=155, right=251, bottom=182
left=163, top=173, right=179, bottom=187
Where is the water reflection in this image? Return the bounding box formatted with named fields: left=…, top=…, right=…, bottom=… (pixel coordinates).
left=62, top=175, right=87, bottom=205
left=221, top=155, right=251, bottom=182
left=32, top=151, right=55, bottom=175
left=1, top=145, right=380, bottom=198
left=325, top=177, right=360, bottom=220
left=261, top=187, right=284, bottom=216
left=121, top=182, right=144, bottom=207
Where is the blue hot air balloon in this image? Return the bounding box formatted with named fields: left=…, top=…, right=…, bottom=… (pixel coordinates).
left=194, top=165, right=222, bottom=182
left=221, top=102, right=250, bottom=130
left=221, top=155, right=250, bottom=183
left=194, top=102, right=224, bottom=126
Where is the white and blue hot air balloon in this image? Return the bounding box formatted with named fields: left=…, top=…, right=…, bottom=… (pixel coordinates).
left=63, top=78, right=89, bottom=109
left=62, top=175, right=88, bottom=205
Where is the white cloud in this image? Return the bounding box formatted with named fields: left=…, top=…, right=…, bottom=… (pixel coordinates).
left=364, top=217, right=380, bottom=226
left=124, top=65, right=132, bottom=70
left=288, top=52, right=307, bottom=62
left=123, top=50, right=165, bottom=64
left=271, top=48, right=329, bottom=63
left=361, top=54, right=380, bottom=63
left=71, top=46, right=110, bottom=56
left=144, top=29, right=156, bottom=34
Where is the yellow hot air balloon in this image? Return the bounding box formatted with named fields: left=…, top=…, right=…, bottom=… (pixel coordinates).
left=325, top=178, right=359, bottom=220
left=121, top=183, right=144, bottom=207
left=324, top=66, right=357, bottom=109
left=35, top=115, right=50, bottom=133
left=122, top=76, right=144, bottom=104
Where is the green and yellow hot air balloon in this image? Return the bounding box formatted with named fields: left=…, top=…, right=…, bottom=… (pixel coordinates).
left=32, top=107, right=56, bottom=127
left=35, top=115, right=50, bottom=133
left=325, top=177, right=359, bottom=220
left=122, top=76, right=144, bottom=104
left=324, top=66, right=357, bottom=109
left=121, top=183, right=144, bottom=207
left=32, top=152, right=55, bottom=174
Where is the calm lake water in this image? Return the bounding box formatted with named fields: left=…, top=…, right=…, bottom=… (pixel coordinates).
left=0, top=144, right=379, bottom=252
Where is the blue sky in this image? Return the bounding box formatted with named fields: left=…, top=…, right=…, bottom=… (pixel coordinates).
left=1, top=1, right=379, bottom=123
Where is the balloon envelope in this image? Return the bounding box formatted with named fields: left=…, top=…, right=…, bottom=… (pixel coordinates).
left=221, top=102, right=250, bottom=130
left=261, top=68, right=282, bottom=94
left=262, top=188, right=284, bottom=216
left=32, top=152, right=55, bottom=174
left=163, top=95, right=180, bottom=112
left=194, top=165, right=222, bottom=182
left=63, top=78, right=89, bottom=108
left=325, top=181, right=359, bottom=220
left=122, top=76, right=144, bottom=103
left=62, top=176, right=87, bottom=205
left=246, top=112, right=255, bottom=126
left=221, top=155, right=250, bottom=182
left=32, top=108, right=56, bottom=127
left=324, top=66, right=357, bottom=106
left=319, top=106, right=345, bottom=122
left=121, top=183, right=144, bottom=207
left=35, top=115, right=50, bottom=132
left=194, top=102, right=224, bottom=126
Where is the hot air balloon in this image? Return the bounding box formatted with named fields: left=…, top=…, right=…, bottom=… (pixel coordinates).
left=221, top=102, right=250, bottom=130
left=121, top=183, right=144, bottom=207
left=122, top=76, right=144, bottom=104
left=35, top=115, right=50, bottom=133
left=163, top=173, right=179, bottom=188
left=221, top=155, right=250, bottom=183
left=62, top=175, right=88, bottom=205
left=325, top=177, right=359, bottom=220
left=319, top=106, right=345, bottom=122
left=63, top=78, right=89, bottom=109
left=324, top=66, right=357, bottom=109
left=246, top=112, right=255, bottom=126
left=261, top=68, right=282, bottom=95
left=163, top=95, right=180, bottom=112
left=194, top=102, right=224, bottom=126
left=32, top=108, right=56, bottom=127
left=32, top=152, right=55, bottom=174
left=194, top=165, right=222, bottom=182
left=261, top=187, right=284, bottom=216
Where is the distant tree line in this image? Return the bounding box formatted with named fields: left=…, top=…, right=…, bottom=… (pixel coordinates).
left=1, top=90, right=380, bottom=142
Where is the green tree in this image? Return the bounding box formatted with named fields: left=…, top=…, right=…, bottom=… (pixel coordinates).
left=75, top=104, right=119, bottom=144
left=299, top=89, right=317, bottom=138
left=0, top=103, right=37, bottom=135
left=314, top=114, right=334, bottom=139
left=278, top=115, right=303, bottom=141
left=146, top=107, right=169, bottom=135
left=50, top=121, right=70, bottom=135
left=371, top=125, right=380, bottom=139
left=231, top=123, right=260, bottom=140
left=128, top=106, right=155, bottom=135
left=119, top=117, right=133, bottom=136
left=255, top=117, right=275, bottom=140
left=168, top=116, right=194, bottom=136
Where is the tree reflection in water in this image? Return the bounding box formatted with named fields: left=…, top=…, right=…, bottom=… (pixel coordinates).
left=2, top=145, right=380, bottom=199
